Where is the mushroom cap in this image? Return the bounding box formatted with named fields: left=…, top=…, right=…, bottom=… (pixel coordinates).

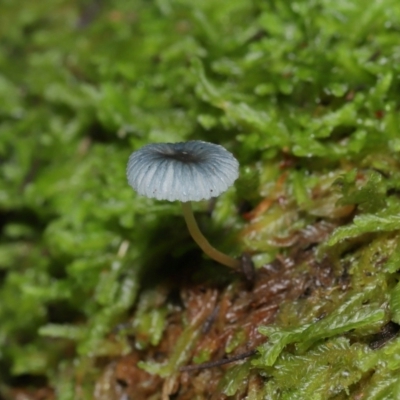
left=126, top=141, right=239, bottom=202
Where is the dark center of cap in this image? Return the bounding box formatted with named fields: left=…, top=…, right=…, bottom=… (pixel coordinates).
left=163, top=149, right=202, bottom=163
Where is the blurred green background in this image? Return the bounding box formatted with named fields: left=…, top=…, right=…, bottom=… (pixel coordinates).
left=1, top=0, right=400, bottom=398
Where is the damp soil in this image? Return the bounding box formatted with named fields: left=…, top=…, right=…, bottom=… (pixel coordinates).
left=93, top=221, right=341, bottom=400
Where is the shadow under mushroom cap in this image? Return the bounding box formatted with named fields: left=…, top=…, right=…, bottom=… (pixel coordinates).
left=126, top=141, right=239, bottom=202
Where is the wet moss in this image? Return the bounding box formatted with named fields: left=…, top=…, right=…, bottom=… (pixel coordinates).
left=1, top=0, right=400, bottom=398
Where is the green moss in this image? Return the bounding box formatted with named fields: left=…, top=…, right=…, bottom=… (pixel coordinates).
left=1, top=0, right=400, bottom=398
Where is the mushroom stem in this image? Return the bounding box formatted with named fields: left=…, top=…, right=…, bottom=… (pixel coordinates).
left=181, top=202, right=240, bottom=269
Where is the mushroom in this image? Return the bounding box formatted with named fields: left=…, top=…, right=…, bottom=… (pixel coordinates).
left=126, top=140, right=240, bottom=269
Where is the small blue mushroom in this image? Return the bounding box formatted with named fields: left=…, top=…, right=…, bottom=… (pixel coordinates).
left=127, top=141, right=239, bottom=202
left=126, top=141, right=240, bottom=269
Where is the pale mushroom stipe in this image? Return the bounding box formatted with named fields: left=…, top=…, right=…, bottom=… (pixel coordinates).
left=126, top=140, right=240, bottom=269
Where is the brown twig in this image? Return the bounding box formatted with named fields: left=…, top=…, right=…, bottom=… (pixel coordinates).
left=179, top=349, right=257, bottom=372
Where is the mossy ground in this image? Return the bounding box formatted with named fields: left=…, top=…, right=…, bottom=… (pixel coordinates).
left=1, top=0, right=400, bottom=399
